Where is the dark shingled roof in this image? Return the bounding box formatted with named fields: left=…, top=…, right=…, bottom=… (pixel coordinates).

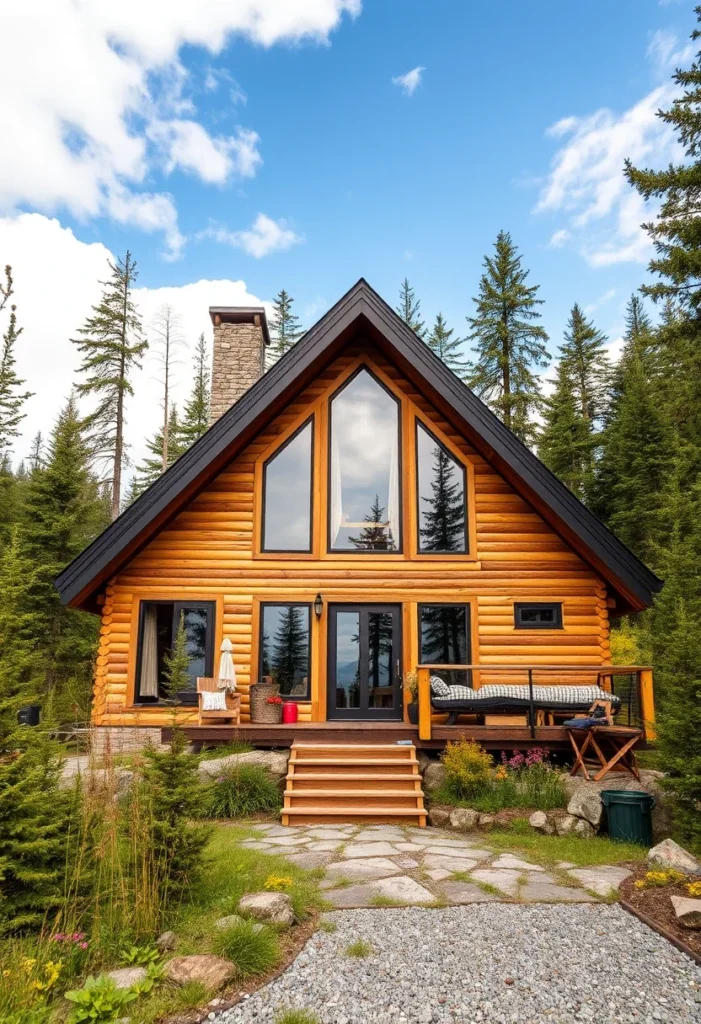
left=55, top=279, right=662, bottom=614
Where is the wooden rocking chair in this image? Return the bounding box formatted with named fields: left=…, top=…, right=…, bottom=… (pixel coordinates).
left=196, top=677, right=241, bottom=727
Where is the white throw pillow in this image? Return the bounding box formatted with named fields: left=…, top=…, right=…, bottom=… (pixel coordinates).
left=201, top=690, right=227, bottom=711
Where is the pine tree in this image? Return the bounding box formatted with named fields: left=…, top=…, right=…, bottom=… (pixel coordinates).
left=538, top=359, right=594, bottom=499
left=426, top=313, right=469, bottom=375
left=269, top=290, right=303, bottom=359
left=0, top=265, right=33, bottom=458
left=419, top=445, right=466, bottom=551
left=132, top=404, right=183, bottom=497
left=271, top=606, right=308, bottom=694
left=467, top=231, right=550, bottom=444
left=348, top=495, right=395, bottom=551
left=162, top=613, right=191, bottom=703
left=27, top=431, right=44, bottom=472
left=396, top=278, right=425, bottom=337
left=178, top=333, right=210, bottom=448
left=560, top=304, right=610, bottom=424
left=150, top=304, right=184, bottom=470
left=71, top=252, right=147, bottom=519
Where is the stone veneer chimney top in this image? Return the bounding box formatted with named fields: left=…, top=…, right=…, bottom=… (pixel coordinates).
left=208, top=307, right=270, bottom=424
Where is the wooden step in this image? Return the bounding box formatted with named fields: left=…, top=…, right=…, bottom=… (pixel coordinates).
left=282, top=740, right=426, bottom=826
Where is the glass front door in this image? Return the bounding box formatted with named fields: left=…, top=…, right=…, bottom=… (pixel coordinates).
left=327, top=604, right=402, bottom=720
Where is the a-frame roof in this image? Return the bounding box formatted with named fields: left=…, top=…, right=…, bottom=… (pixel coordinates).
left=55, top=279, right=662, bottom=614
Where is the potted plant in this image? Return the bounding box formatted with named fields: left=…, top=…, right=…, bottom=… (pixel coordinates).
left=404, top=671, right=419, bottom=725
left=264, top=694, right=284, bottom=724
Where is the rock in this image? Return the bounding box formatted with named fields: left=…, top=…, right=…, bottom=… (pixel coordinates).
left=477, top=814, right=495, bottom=831
left=165, top=955, right=236, bottom=990
left=428, top=807, right=451, bottom=829
left=422, top=762, right=446, bottom=794
left=156, top=930, right=177, bottom=951
left=567, top=866, right=631, bottom=897
left=648, top=839, right=701, bottom=875
left=59, top=760, right=134, bottom=795
left=449, top=807, right=479, bottom=831
left=106, top=967, right=147, bottom=989
left=238, top=891, right=294, bottom=926
left=554, top=814, right=579, bottom=837
left=563, top=770, right=671, bottom=842
left=670, top=895, right=701, bottom=929
left=573, top=818, right=596, bottom=838
left=529, top=811, right=554, bottom=835
left=567, top=787, right=602, bottom=828
left=416, top=751, right=431, bottom=773
left=213, top=913, right=263, bottom=933
left=198, top=749, right=289, bottom=782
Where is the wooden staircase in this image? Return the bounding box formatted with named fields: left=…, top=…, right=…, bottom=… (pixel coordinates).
left=282, top=741, right=427, bottom=826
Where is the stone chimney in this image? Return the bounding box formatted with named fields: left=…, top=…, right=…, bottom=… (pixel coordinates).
left=208, top=307, right=270, bottom=424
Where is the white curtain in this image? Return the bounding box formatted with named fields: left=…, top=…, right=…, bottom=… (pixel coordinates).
left=387, top=428, right=400, bottom=550
left=330, top=427, right=343, bottom=546
left=139, top=605, right=159, bottom=698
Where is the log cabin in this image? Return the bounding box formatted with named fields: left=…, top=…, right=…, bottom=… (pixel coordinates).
left=55, top=280, right=661, bottom=824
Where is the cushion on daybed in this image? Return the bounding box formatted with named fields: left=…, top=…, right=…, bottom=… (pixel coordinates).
left=430, top=675, right=451, bottom=697
left=431, top=683, right=620, bottom=710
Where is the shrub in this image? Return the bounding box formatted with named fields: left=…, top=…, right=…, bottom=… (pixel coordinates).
left=345, top=939, right=373, bottom=958
left=200, top=764, right=282, bottom=819
left=64, top=974, right=138, bottom=1022
left=688, top=880, right=701, bottom=897
left=633, top=869, right=686, bottom=890
left=211, top=920, right=280, bottom=978
left=275, top=1011, right=321, bottom=1024
left=119, top=944, right=159, bottom=965
left=440, top=739, right=492, bottom=799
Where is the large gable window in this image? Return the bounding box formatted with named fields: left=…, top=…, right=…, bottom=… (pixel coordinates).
left=328, top=368, right=401, bottom=552
left=136, top=601, right=215, bottom=704
left=262, top=418, right=313, bottom=552
left=260, top=603, right=311, bottom=699
left=416, top=422, right=467, bottom=553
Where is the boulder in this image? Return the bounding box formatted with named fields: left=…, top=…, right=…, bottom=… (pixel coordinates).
left=156, top=930, right=177, bottom=952
left=422, top=762, right=447, bottom=795
left=477, top=814, right=495, bottom=831
left=106, top=967, right=147, bottom=989
left=416, top=751, right=431, bottom=773
left=648, top=838, right=701, bottom=875
left=572, top=818, right=596, bottom=839
left=449, top=807, right=479, bottom=831
left=563, top=770, right=671, bottom=841
left=428, top=807, right=452, bottom=829
left=198, top=749, right=289, bottom=783
left=238, top=891, right=294, bottom=926
left=529, top=811, right=555, bottom=835
left=59, top=759, right=134, bottom=795
left=566, top=787, right=602, bottom=828
left=165, top=955, right=236, bottom=990
left=671, top=895, right=701, bottom=929
left=214, top=913, right=263, bottom=933
left=554, top=813, right=579, bottom=837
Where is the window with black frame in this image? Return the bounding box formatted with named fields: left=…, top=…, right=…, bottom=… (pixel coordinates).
left=259, top=603, right=311, bottom=699
left=419, top=604, right=471, bottom=687
left=262, top=418, right=313, bottom=552
left=135, top=601, right=215, bottom=703
left=416, top=421, right=467, bottom=553
left=514, top=602, right=563, bottom=629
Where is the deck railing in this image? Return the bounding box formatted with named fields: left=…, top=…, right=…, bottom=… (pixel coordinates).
left=415, top=664, right=655, bottom=743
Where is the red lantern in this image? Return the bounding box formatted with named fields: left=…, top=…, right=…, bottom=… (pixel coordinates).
left=281, top=701, right=298, bottom=724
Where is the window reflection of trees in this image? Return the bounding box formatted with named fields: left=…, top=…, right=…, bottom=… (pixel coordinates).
left=260, top=605, right=310, bottom=697
left=417, top=424, right=466, bottom=553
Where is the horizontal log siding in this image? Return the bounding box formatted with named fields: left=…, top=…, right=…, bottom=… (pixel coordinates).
left=93, top=342, right=610, bottom=726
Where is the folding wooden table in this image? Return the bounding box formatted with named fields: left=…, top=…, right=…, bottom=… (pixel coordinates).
left=567, top=725, right=643, bottom=782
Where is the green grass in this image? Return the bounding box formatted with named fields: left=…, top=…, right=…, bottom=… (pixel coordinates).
left=212, top=920, right=281, bottom=979
left=345, top=939, right=374, bottom=957
left=485, top=828, right=647, bottom=867
left=369, top=895, right=409, bottom=907
left=275, top=1010, right=322, bottom=1024
left=318, top=918, right=337, bottom=932
left=433, top=767, right=567, bottom=813
left=199, top=764, right=282, bottom=819
left=131, top=981, right=211, bottom=1024
left=198, top=739, right=254, bottom=760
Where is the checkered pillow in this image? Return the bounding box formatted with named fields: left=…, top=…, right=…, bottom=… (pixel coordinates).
left=430, top=675, right=451, bottom=697
left=444, top=686, right=477, bottom=700
left=476, top=685, right=619, bottom=706
left=201, top=690, right=227, bottom=711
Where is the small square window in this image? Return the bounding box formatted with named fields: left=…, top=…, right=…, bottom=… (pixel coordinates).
left=514, top=602, right=563, bottom=630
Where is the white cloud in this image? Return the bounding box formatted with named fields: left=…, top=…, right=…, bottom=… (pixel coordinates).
left=547, top=228, right=570, bottom=248
left=647, top=28, right=694, bottom=75
left=392, top=66, right=425, bottom=97
left=0, top=212, right=270, bottom=474
left=202, top=213, right=303, bottom=258
left=583, top=288, right=616, bottom=315
left=0, top=0, right=359, bottom=256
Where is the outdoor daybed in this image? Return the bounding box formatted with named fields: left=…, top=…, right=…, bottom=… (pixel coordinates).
left=429, top=678, right=621, bottom=726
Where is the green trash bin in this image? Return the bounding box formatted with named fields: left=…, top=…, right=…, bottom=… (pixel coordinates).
left=601, top=790, right=655, bottom=846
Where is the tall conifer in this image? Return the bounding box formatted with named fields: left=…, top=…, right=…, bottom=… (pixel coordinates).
left=396, top=278, right=425, bottom=337
left=426, top=313, right=469, bottom=375
left=179, top=333, right=211, bottom=447
left=150, top=304, right=184, bottom=470
left=467, top=231, right=549, bottom=444
left=132, top=404, right=183, bottom=497
left=269, top=290, right=303, bottom=359
left=71, top=252, right=147, bottom=519
left=0, top=265, right=33, bottom=458
left=538, top=361, right=593, bottom=499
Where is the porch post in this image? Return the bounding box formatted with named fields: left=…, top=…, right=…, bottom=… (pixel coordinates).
left=639, top=669, right=656, bottom=742
left=418, top=667, right=432, bottom=741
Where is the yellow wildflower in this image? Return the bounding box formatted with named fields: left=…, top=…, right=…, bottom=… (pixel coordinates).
left=687, top=880, right=701, bottom=897
left=264, top=875, right=293, bottom=891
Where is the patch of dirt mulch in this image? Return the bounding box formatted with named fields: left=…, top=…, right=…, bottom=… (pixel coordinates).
left=162, top=911, right=320, bottom=1024
left=619, top=862, right=701, bottom=963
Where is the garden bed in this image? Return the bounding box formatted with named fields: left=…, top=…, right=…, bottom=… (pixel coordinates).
left=620, top=864, right=701, bottom=962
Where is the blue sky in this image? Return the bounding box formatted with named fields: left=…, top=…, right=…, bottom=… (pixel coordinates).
left=0, top=0, right=695, bottom=468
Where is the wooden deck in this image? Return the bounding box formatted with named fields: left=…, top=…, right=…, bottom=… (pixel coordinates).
left=163, top=720, right=596, bottom=751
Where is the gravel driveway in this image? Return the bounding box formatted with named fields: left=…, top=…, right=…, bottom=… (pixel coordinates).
left=216, top=905, right=701, bottom=1024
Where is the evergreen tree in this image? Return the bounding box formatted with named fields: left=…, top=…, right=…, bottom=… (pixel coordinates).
left=27, top=431, right=44, bottom=472
left=396, top=278, right=425, bottom=337
left=162, top=613, right=190, bottom=704
left=420, top=445, right=466, bottom=551
left=538, top=361, right=594, bottom=500
left=150, top=304, right=184, bottom=470
left=269, top=290, right=303, bottom=359
left=71, top=252, right=147, bottom=519
left=348, top=495, right=395, bottom=551
left=0, top=265, right=33, bottom=458
left=560, top=303, right=610, bottom=423
left=178, top=333, right=210, bottom=448
left=467, top=231, right=550, bottom=444
left=271, top=606, right=308, bottom=694
left=133, top=404, right=183, bottom=496
left=426, top=313, right=469, bottom=375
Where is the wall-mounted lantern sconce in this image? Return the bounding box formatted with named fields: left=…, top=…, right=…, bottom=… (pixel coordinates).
left=314, top=593, right=324, bottom=620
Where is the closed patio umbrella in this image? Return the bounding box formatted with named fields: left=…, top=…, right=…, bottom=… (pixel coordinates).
left=217, top=637, right=236, bottom=691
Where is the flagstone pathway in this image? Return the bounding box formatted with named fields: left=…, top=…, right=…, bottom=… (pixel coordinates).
left=241, top=823, right=632, bottom=907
